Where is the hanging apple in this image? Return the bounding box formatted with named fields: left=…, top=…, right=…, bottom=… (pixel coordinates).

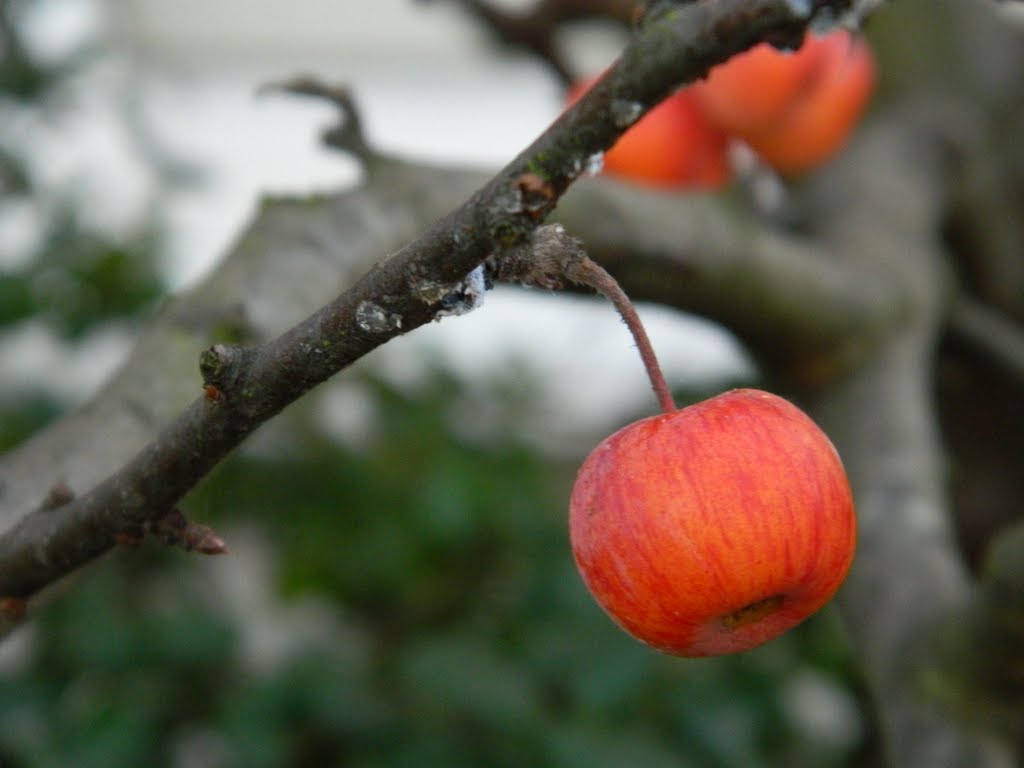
left=569, top=388, right=856, bottom=657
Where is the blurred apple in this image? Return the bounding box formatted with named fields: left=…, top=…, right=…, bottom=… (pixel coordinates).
left=694, top=31, right=875, bottom=174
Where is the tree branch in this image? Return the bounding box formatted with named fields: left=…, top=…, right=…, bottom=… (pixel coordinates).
left=802, top=108, right=1015, bottom=766
left=0, top=0, right=856, bottom=603
left=947, top=296, right=1024, bottom=385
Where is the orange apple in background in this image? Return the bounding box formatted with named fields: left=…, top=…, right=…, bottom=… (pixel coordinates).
left=693, top=30, right=876, bottom=175
left=743, top=33, right=876, bottom=174
left=567, top=29, right=875, bottom=187
left=566, top=78, right=731, bottom=190
left=569, top=388, right=856, bottom=657
left=690, top=37, right=826, bottom=138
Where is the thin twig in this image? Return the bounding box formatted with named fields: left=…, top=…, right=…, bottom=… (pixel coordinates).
left=260, top=76, right=375, bottom=161
left=444, top=0, right=635, bottom=84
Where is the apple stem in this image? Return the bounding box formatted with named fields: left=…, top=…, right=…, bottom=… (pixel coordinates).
left=488, top=224, right=677, bottom=414
left=570, top=258, right=678, bottom=414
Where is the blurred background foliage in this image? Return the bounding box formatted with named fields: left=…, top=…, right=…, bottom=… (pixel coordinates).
left=0, top=1, right=871, bottom=766
left=0, top=0, right=170, bottom=453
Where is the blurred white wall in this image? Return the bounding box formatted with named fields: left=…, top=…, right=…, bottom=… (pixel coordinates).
left=115, top=0, right=485, bottom=63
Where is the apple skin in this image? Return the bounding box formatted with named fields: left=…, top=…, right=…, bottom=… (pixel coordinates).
left=569, top=389, right=856, bottom=657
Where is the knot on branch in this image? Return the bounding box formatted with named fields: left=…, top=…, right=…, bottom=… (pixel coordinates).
left=36, top=482, right=74, bottom=513
left=0, top=597, right=27, bottom=621
left=514, top=173, right=557, bottom=221
left=488, top=223, right=587, bottom=290
left=114, top=509, right=228, bottom=556
left=149, top=509, right=228, bottom=555
left=199, top=343, right=252, bottom=399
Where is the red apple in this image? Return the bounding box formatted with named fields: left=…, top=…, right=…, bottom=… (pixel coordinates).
left=569, top=388, right=856, bottom=657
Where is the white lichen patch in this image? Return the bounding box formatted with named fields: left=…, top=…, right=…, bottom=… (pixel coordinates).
left=782, top=0, right=813, bottom=19
left=355, top=300, right=403, bottom=333
left=411, top=277, right=457, bottom=305
left=493, top=184, right=524, bottom=215
left=434, top=265, right=488, bottom=319
left=583, top=152, right=605, bottom=177
left=610, top=99, right=644, bottom=129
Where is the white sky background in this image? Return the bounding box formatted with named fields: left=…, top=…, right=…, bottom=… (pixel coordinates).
left=4, top=0, right=754, bottom=442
